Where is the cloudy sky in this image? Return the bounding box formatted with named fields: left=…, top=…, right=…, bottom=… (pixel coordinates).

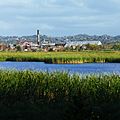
left=0, top=0, right=120, bottom=36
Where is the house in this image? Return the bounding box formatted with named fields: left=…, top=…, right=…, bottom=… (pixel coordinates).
left=19, top=41, right=32, bottom=51
left=41, top=43, right=56, bottom=48
left=53, top=42, right=66, bottom=51
left=31, top=43, right=39, bottom=51
left=41, top=42, right=55, bottom=51
left=0, top=44, right=7, bottom=51
left=55, top=42, right=66, bottom=47
left=18, top=41, right=39, bottom=51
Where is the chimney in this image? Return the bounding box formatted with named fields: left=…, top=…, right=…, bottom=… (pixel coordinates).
left=37, top=30, right=40, bottom=45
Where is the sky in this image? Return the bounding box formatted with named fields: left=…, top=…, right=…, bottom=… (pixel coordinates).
left=0, top=0, right=120, bottom=36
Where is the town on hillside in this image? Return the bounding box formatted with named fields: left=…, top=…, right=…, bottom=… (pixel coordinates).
left=1, top=29, right=120, bottom=52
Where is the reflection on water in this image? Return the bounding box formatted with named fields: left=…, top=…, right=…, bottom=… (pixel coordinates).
left=0, top=62, right=120, bottom=74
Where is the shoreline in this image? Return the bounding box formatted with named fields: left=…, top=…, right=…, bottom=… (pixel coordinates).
left=0, top=51, right=120, bottom=63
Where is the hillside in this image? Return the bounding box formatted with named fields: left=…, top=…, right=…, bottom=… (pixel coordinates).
left=0, top=34, right=120, bottom=44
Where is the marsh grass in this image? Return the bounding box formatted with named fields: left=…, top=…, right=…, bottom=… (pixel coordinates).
left=0, top=70, right=120, bottom=120
left=0, top=51, right=119, bottom=63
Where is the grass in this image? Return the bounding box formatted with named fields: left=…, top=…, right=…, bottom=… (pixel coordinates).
left=0, top=51, right=120, bottom=63
left=0, top=70, right=120, bottom=120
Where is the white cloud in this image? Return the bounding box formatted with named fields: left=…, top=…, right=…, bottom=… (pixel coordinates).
left=70, top=0, right=85, bottom=7
left=0, top=0, right=119, bottom=36
left=0, top=0, right=32, bottom=7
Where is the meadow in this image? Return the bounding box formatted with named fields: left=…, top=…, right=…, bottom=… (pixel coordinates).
left=0, top=70, right=120, bottom=120
left=0, top=51, right=120, bottom=63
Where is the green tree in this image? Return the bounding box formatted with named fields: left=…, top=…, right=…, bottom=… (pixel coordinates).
left=16, top=45, right=22, bottom=51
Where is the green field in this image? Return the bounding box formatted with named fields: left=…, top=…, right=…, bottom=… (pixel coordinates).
left=0, top=70, right=120, bottom=120
left=0, top=51, right=120, bottom=63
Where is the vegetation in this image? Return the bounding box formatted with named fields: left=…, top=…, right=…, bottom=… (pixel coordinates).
left=112, top=43, right=120, bottom=50
left=0, top=51, right=120, bottom=63
left=1, top=34, right=120, bottom=44
left=0, top=70, right=119, bottom=120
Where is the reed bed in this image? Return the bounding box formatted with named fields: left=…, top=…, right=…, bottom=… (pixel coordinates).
left=0, top=70, right=120, bottom=120
left=0, top=51, right=120, bottom=63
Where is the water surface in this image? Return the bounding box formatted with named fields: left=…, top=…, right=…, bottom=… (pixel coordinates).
left=0, top=62, right=119, bottom=74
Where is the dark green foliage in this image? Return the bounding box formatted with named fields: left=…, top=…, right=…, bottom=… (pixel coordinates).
left=16, top=45, right=22, bottom=51
left=0, top=70, right=120, bottom=120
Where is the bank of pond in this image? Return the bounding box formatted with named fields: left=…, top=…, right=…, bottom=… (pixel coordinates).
left=0, top=70, right=120, bottom=120
left=0, top=51, right=120, bottom=63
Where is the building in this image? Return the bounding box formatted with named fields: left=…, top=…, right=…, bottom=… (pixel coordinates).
left=19, top=41, right=32, bottom=51
left=0, top=44, right=7, bottom=51
left=65, top=41, right=102, bottom=48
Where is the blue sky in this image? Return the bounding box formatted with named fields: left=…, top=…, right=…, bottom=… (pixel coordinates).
left=0, top=0, right=120, bottom=36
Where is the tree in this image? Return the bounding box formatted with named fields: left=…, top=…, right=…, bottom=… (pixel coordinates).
left=16, top=45, right=22, bottom=51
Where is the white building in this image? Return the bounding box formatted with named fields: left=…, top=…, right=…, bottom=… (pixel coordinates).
left=65, top=41, right=102, bottom=48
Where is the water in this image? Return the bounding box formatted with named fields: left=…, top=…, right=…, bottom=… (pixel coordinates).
left=0, top=62, right=120, bottom=74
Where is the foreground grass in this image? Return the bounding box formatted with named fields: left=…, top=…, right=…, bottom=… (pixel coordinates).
left=0, top=70, right=120, bottom=120
left=0, top=51, right=120, bottom=63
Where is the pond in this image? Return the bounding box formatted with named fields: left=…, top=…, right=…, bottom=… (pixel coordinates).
left=0, top=62, right=120, bottom=74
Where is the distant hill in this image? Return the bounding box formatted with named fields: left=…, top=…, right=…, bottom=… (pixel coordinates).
left=0, top=34, right=120, bottom=44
